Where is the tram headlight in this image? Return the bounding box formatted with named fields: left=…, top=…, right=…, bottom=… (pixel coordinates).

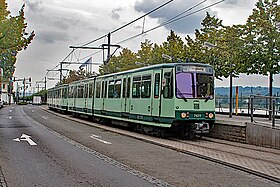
left=181, top=112, right=189, bottom=119
left=181, top=112, right=187, bottom=118
left=208, top=113, right=214, bottom=119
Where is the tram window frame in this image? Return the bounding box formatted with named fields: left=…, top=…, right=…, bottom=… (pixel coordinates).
left=132, top=76, right=141, bottom=98
left=141, top=74, right=151, bottom=98
left=96, top=82, right=101, bottom=98
left=163, top=72, right=173, bottom=99
left=154, top=73, right=160, bottom=98
left=78, top=84, right=84, bottom=98
left=84, top=84, right=89, bottom=98
left=127, top=77, right=131, bottom=98
left=104, top=81, right=107, bottom=98
left=101, top=81, right=104, bottom=98
left=122, top=78, right=126, bottom=98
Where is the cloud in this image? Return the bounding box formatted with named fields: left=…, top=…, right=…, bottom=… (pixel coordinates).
left=23, top=0, right=43, bottom=12
left=111, top=8, right=122, bottom=20
left=37, top=30, right=71, bottom=43
left=134, top=0, right=207, bottom=34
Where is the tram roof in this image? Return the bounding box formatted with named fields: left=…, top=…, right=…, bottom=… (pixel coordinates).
left=50, top=62, right=212, bottom=88
left=98, top=62, right=212, bottom=78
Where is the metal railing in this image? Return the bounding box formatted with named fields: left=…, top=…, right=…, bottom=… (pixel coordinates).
left=216, top=95, right=280, bottom=127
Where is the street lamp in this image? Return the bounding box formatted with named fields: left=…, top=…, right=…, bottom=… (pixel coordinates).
left=204, top=42, right=233, bottom=118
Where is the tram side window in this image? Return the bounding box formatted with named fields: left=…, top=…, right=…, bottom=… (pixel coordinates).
left=141, top=75, right=151, bottom=98
left=96, top=82, right=101, bottom=98
left=73, top=86, right=77, bottom=98
left=89, top=83, right=93, bottom=98
left=132, top=76, right=141, bottom=98
left=163, top=72, right=173, bottom=98
left=78, top=85, right=84, bottom=98
left=63, top=88, right=67, bottom=99
left=108, top=80, right=114, bottom=98
left=154, top=73, right=160, bottom=98
left=115, top=79, right=121, bottom=98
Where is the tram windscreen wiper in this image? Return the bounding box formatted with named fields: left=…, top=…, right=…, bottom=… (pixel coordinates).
left=204, top=95, right=214, bottom=102
left=176, top=88, right=188, bottom=102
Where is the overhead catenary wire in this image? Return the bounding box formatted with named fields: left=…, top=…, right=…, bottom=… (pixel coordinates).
left=45, top=0, right=174, bottom=81
left=79, top=0, right=174, bottom=47
left=43, top=0, right=225, bottom=86
left=118, top=0, right=225, bottom=44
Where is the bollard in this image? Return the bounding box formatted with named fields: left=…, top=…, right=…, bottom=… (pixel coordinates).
left=272, top=100, right=275, bottom=127
left=250, top=96, right=254, bottom=123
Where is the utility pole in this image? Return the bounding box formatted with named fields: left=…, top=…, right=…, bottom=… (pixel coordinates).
left=44, top=77, right=47, bottom=90
left=60, top=62, right=63, bottom=84
left=107, top=32, right=111, bottom=65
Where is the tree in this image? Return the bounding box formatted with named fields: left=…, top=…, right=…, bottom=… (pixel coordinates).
left=99, top=48, right=137, bottom=75
left=242, top=0, right=280, bottom=118
left=62, top=69, right=96, bottom=84
left=162, top=30, right=187, bottom=62
left=0, top=1, right=35, bottom=78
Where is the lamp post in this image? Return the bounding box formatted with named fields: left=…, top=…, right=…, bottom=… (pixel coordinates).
left=204, top=42, right=233, bottom=118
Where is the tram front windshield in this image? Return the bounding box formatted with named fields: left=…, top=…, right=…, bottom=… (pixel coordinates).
left=176, top=68, right=214, bottom=99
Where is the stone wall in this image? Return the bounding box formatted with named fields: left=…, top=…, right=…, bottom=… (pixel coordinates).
left=246, top=123, right=280, bottom=149
left=208, top=123, right=246, bottom=143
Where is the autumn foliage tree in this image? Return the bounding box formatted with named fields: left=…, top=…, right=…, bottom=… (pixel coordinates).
left=0, top=0, right=35, bottom=78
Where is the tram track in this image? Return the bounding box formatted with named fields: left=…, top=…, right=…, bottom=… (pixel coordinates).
left=169, top=137, right=280, bottom=165
left=38, top=106, right=280, bottom=184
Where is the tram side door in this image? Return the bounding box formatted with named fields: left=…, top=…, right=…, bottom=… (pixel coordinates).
left=152, top=69, right=162, bottom=118
left=160, top=68, right=175, bottom=119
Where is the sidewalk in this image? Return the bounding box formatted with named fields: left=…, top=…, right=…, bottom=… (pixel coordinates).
left=216, top=113, right=280, bottom=128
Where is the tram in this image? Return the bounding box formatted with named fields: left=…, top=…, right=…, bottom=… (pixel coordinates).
left=47, top=63, right=215, bottom=138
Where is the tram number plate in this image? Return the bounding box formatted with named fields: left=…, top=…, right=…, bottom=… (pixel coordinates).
left=194, top=114, right=202, bottom=118
left=194, top=103, right=200, bottom=109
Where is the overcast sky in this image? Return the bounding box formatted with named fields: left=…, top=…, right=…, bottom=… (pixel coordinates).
left=6, top=0, right=280, bottom=90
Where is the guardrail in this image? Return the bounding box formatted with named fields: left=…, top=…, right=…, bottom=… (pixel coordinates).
left=249, top=95, right=280, bottom=127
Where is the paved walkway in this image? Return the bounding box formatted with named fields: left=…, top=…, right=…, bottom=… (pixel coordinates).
left=216, top=113, right=280, bottom=128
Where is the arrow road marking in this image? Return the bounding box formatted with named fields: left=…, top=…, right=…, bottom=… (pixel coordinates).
left=6, top=116, right=13, bottom=120
left=13, top=134, right=37, bottom=146
left=90, top=134, right=112, bottom=145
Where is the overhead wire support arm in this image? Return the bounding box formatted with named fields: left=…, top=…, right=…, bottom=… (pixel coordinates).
left=69, top=46, right=108, bottom=50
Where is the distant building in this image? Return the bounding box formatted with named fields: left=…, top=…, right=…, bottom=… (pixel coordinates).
left=0, top=68, right=14, bottom=104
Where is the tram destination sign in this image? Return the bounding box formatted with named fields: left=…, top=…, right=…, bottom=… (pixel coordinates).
left=177, top=65, right=213, bottom=74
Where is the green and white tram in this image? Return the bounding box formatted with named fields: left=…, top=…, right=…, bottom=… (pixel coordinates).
left=47, top=63, right=215, bottom=138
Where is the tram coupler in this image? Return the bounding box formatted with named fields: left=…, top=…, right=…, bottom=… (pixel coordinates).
left=195, top=122, right=210, bottom=134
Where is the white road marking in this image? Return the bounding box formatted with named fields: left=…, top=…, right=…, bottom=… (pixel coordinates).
left=90, top=134, right=112, bottom=145
left=6, top=116, right=13, bottom=120
left=9, top=110, right=12, bottom=113
left=32, top=110, right=35, bottom=113
left=13, top=134, right=37, bottom=146
left=42, top=116, right=48, bottom=120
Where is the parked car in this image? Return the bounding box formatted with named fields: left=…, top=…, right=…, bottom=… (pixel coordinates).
left=0, top=99, right=3, bottom=109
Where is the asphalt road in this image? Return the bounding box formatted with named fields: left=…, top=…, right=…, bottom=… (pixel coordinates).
left=0, top=105, right=278, bottom=187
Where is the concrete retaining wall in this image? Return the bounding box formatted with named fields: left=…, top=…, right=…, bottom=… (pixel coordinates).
left=246, top=123, right=280, bottom=149
left=208, top=123, right=246, bottom=143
